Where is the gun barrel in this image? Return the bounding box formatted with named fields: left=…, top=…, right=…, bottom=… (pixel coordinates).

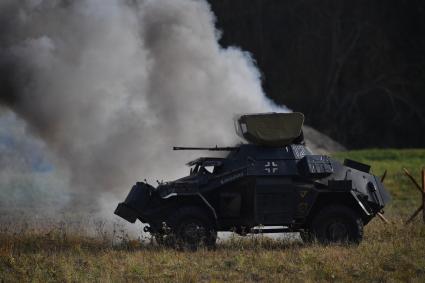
left=173, top=146, right=238, bottom=151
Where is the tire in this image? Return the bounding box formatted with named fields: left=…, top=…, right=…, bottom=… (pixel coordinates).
left=153, top=230, right=175, bottom=247
left=166, top=206, right=217, bottom=250
left=310, top=205, right=363, bottom=244
left=299, top=230, right=314, bottom=244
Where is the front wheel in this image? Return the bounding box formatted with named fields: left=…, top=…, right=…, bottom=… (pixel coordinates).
left=166, top=206, right=217, bottom=250
left=310, top=205, right=364, bottom=244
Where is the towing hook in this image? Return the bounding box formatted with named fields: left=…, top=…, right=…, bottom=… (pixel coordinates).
left=143, top=226, right=151, bottom=233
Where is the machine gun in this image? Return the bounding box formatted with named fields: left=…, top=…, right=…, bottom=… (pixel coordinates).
left=173, top=146, right=238, bottom=151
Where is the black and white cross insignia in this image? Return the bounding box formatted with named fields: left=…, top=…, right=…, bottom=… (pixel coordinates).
left=264, top=161, right=279, bottom=173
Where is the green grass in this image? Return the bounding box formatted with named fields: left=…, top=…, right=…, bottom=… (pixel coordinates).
left=1, top=149, right=425, bottom=282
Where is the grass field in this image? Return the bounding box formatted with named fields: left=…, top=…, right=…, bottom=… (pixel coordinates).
left=1, top=149, right=425, bottom=282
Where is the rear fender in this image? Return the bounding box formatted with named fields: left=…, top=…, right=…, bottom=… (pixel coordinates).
left=306, top=192, right=372, bottom=225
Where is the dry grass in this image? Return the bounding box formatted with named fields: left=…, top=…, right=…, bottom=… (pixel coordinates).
left=1, top=149, right=425, bottom=282
left=1, top=218, right=424, bottom=282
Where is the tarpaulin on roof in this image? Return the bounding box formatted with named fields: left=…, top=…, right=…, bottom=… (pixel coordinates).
left=236, top=112, right=304, bottom=146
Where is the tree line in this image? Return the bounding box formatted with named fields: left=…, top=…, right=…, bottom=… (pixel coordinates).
left=209, top=0, right=425, bottom=148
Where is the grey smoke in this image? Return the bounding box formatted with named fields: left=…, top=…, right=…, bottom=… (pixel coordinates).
left=0, top=0, right=285, bottom=214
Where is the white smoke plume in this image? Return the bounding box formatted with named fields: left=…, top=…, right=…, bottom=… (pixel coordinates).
left=0, top=0, right=284, bottom=216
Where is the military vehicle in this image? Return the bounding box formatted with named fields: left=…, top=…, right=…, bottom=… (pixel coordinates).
left=115, top=112, right=390, bottom=248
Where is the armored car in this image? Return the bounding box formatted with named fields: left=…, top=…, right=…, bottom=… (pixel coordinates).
left=115, top=113, right=390, bottom=248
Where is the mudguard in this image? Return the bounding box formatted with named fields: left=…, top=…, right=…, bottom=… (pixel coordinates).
left=114, top=182, right=154, bottom=223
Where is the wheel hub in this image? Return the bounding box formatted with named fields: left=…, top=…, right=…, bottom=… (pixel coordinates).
left=181, top=222, right=207, bottom=244
left=327, top=221, right=349, bottom=241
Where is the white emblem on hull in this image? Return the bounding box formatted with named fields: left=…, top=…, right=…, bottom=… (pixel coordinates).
left=264, top=161, right=279, bottom=173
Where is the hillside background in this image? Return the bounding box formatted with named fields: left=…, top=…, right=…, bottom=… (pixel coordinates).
left=209, top=0, right=425, bottom=149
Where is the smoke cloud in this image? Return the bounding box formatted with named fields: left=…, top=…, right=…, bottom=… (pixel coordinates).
left=0, top=0, right=284, bottom=215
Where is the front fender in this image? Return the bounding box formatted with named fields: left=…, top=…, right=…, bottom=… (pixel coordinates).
left=160, top=192, right=218, bottom=221
left=114, top=182, right=154, bottom=223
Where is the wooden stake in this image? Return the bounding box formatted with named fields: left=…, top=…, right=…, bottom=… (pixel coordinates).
left=422, top=168, right=425, bottom=223
left=377, top=169, right=390, bottom=224
left=381, top=170, right=387, bottom=183
left=403, top=168, right=423, bottom=193
left=377, top=212, right=390, bottom=224
left=404, top=168, right=425, bottom=224
left=406, top=205, right=424, bottom=224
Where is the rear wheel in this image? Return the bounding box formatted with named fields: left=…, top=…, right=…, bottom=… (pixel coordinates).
left=310, top=205, right=363, bottom=244
left=165, top=206, right=217, bottom=250
left=299, top=230, right=314, bottom=243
